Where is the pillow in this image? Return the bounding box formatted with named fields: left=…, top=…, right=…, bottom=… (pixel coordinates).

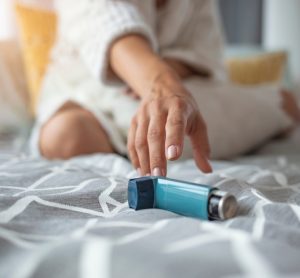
left=15, top=3, right=57, bottom=113
left=226, top=51, right=287, bottom=85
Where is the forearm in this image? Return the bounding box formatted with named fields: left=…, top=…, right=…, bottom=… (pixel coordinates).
left=110, top=35, right=178, bottom=97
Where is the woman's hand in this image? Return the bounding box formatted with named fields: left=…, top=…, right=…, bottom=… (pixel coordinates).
left=122, top=58, right=196, bottom=100
left=127, top=70, right=212, bottom=176
left=110, top=34, right=211, bottom=176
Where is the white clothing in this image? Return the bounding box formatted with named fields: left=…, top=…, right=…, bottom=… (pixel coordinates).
left=31, top=0, right=292, bottom=159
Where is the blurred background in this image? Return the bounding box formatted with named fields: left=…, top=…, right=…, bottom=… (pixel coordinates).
left=0, top=0, right=299, bottom=150
left=1, top=0, right=298, bottom=83
left=218, top=0, right=300, bottom=89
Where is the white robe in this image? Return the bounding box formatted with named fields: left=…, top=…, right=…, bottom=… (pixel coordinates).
left=31, top=0, right=292, bottom=159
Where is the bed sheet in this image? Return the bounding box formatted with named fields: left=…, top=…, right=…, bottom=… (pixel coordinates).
left=0, top=132, right=300, bottom=278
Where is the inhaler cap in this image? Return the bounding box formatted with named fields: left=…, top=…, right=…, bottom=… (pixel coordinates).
left=128, top=177, right=155, bottom=210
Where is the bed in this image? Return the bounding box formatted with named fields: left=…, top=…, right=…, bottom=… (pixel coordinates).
left=0, top=129, right=300, bottom=278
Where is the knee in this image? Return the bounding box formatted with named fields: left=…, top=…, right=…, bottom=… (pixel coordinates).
left=39, top=110, right=87, bottom=159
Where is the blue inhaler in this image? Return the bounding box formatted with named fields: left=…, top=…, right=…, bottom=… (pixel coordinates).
left=128, top=177, right=238, bottom=220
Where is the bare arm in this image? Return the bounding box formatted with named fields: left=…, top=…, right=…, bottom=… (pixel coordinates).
left=110, top=35, right=170, bottom=95
left=110, top=35, right=212, bottom=176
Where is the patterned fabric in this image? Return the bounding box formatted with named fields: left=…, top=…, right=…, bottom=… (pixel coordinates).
left=1, top=135, right=300, bottom=277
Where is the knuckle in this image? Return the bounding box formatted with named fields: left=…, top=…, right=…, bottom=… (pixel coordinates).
left=169, top=115, right=185, bottom=127
left=151, top=155, right=163, bottom=167
left=147, top=127, right=162, bottom=140
left=137, top=104, right=149, bottom=117
left=149, top=99, right=160, bottom=111
left=127, top=141, right=135, bottom=152
left=135, top=138, right=147, bottom=150
left=148, top=99, right=162, bottom=115
left=167, top=134, right=181, bottom=145
left=131, top=116, right=138, bottom=126
left=139, top=105, right=147, bottom=115
left=174, top=98, right=187, bottom=112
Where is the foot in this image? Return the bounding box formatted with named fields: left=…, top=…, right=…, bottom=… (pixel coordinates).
left=275, top=90, right=300, bottom=138
left=281, top=90, right=300, bottom=123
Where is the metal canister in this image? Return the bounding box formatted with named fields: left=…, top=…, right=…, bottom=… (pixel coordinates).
left=208, top=190, right=238, bottom=220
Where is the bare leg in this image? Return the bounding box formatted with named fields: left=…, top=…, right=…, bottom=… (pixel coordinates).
left=178, top=78, right=294, bottom=159
left=275, top=90, right=300, bottom=138
left=39, top=101, right=115, bottom=159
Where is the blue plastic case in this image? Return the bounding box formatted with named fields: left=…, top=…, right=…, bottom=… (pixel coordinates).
left=128, top=176, right=216, bottom=220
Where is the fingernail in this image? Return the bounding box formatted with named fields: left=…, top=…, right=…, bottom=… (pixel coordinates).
left=137, top=168, right=142, bottom=176
left=146, top=173, right=151, bottom=176
left=167, top=145, right=178, bottom=160
left=153, top=167, right=162, bottom=176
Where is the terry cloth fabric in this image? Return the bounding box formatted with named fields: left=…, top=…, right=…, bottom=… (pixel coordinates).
left=53, top=0, right=226, bottom=85
left=31, top=0, right=292, bottom=159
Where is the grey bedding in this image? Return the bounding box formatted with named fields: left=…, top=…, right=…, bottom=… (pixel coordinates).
left=0, top=132, right=300, bottom=278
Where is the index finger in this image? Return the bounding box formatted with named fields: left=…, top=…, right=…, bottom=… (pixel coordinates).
left=165, top=108, right=187, bottom=161
left=147, top=112, right=167, bottom=176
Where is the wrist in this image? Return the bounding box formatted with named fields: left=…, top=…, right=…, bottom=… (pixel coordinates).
left=146, top=65, right=197, bottom=111
left=151, top=65, right=181, bottom=86
left=140, top=60, right=182, bottom=98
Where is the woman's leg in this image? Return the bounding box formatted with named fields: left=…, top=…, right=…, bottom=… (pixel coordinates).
left=39, top=101, right=115, bottom=159
left=180, top=78, right=293, bottom=160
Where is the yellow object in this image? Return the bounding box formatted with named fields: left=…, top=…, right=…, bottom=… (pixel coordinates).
left=226, top=51, right=287, bottom=85
left=15, top=4, right=57, bottom=114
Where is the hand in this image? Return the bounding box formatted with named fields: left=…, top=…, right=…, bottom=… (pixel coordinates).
left=123, top=59, right=195, bottom=100
left=127, top=71, right=212, bottom=176
left=109, top=34, right=211, bottom=175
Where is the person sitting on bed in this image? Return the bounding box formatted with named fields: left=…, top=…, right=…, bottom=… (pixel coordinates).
left=31, top=0, right=300, bottom=176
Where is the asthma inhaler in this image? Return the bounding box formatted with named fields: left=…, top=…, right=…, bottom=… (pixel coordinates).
left=128, top=176, right=238, bottom=220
